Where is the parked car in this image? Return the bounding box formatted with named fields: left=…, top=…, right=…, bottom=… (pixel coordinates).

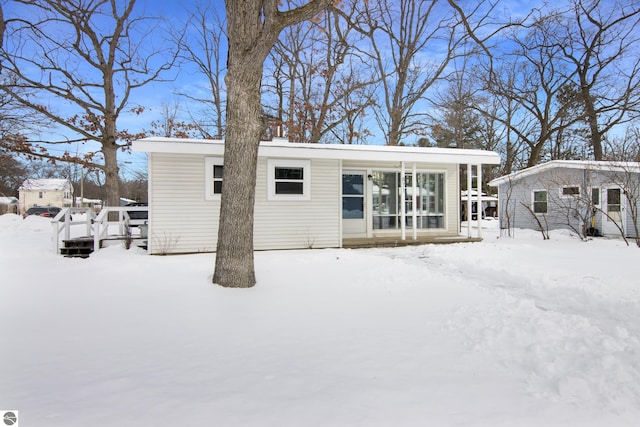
left=23, top=206, right=62, bottom=219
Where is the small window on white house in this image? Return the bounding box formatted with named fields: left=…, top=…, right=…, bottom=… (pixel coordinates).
left=533, top=190, right=548, bottom=214
left=205, top=157, right=224, bottom=200
left=39, top=191, right=43, bottom=199
left=561, top=186, right=580, bottom=197
left=591, top=188, right=600, bottom=206
left=267, top=159, right=310, bottom=200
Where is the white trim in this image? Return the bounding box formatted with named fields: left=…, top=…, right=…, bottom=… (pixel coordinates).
left=489, top=160, right=640, bottom=187
left=467, top=164, right=472, bottom=238
left=339, top=160, right=343, bottom=246
left=133, top=137, right=501, bottom=166
left=267, top=159, right=311, bottom=201
left=204, top=157, right=224, bottom=200
left=477, top=164, right=483, bottom=239
left=400, top=162, right=406, bottom=240
left=147, top=154, right=154, bottom=254
left=412, top=163, right=417, bottom=240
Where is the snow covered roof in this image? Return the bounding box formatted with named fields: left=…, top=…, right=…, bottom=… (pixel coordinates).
left=133, top=137, right=501, bottom=165
left=488, top=160, right=640, bottom=187
left=460, top=190, right=499, bottom=202
left=76, top=196, right=103, bottom=204
left=0, top=196, right=19, bottom=205
left=19, top=178, right=72, bottom=191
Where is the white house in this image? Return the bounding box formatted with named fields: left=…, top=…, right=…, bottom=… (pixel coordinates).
left=18, top=178, right=74, bottom=213
left=133, top=137, right=501, bottom=254
left=489, top=160, right=640, bottom=238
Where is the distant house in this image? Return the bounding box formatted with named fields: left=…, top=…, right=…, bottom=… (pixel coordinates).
left=18, top=179, right=74, bottom=213
left=489, top=160, right=640, bottom=238
left=0, top=196, right=19, bottom=214
left=460, top=190, right=499, bottom=220
left=76, top=197, right=103, bottom=210
left=133, top=137, right=501, bottom=254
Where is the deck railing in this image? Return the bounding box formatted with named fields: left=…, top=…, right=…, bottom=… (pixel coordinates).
left=52, top=206, right=148, bottom=254
left=51, top=207, right=96, bottom=254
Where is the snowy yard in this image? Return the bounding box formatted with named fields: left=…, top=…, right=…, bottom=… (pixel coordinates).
left=1, top=213, right=639, bottom=426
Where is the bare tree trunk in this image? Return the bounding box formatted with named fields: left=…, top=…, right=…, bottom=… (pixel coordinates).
left=212, top=54, right=262, bottom=288
left=213, top=0, right=331, bottom=288
left=102, top=143, right=120, bottom=208
left=0, top=0, right=176, bottom=208
left=527, top=140, right=546, bottom=167
left=582, top=88, right=604, bottom=160
left=0, top=4, right=4, bottom=51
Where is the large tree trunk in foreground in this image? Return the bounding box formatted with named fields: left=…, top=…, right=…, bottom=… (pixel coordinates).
left=212, top=52, right=263, bottom=288
left=213, top=0, right=332, bottom=288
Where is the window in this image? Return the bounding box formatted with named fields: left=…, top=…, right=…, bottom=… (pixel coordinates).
left=607, top=188, right=621, bottom=212
left=39, top=191, right=43, bottom=199
left=342, top=173, right=364, bottom=219
left=371, top=171, right=445, bottom=229
left=591, top=188, right=600, bottom=206
left=533, top=190, right=547, bottom=214
left=267, top=159, right=310, bottom=200
left=561, top=186, right=580, bottom=197
left=275, top=167, right=304, bottom=194
left=213, top=165, right=224, bottom=193
left=205, top=157, right=224, bottom=200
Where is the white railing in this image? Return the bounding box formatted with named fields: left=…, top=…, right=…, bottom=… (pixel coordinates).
left=52, top=206, right=148, bottom=254
left=51, top=207, right=96, bottom=254
left=92, top=207, right=148, bottom=252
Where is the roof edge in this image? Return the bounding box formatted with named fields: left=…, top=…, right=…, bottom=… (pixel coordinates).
left=489, top=160, right=640, bottom=187
left=133, top=137, right=502, bottom=165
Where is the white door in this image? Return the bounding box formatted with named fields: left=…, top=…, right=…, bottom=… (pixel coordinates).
left=342, top=171, right=366, bottom=237
left=603, top=187, right=625, bottom=236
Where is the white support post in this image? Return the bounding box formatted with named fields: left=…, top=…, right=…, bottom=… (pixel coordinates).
left=52, top=220, right=60, bottom=254
left=401, top=162, right=406, bottom=241
left=467, top=164, right=472, bottom=238
left=412, top=163, right=417, bottom=241
left=86, top=209, right=93, bottom=236
left=64, top=209, right=71, bottom=241
left=477, top=164, right=483, bottom=239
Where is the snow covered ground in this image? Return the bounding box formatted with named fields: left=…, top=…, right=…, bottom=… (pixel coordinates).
left=1, top=213, right=639, bottom=426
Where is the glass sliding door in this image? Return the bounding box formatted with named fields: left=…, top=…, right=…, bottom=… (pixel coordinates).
left=420, top=172, right=445, bottom=229
left=371, top=171, right=445, bottom=231
left=371, top=172, right=399, bottom=230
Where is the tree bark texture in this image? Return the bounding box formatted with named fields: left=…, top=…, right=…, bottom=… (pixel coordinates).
left=212, top=48, right=263, bottom=288
left=213, top=0, right=331, bottom=288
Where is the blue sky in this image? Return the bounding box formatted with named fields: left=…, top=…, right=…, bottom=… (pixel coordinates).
left=2, top=0, right=225, bottom=177
left=4, top=0, right=558, bottom=178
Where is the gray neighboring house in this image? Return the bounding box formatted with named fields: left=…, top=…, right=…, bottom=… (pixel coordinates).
left=133, top=137, right=501, bottom=254
left=489, top=160, right=640, bottom=238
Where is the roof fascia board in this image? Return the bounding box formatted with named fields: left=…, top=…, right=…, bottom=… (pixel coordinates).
left=489, top=160, right=640, bottom=187
left=133, top=137, right=501, bottom=165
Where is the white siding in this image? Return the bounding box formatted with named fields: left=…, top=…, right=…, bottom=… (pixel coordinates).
left=148, top=153, right=219, bottom=254
left=148, top=153, right=341, bottom=254
left=254, top=157, right=341, bottom=249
